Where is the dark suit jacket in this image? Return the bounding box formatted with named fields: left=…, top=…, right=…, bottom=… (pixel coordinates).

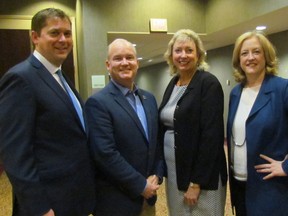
left=159, top=70, right=227, bottom=191
left=227, top=75, right=288, bottom=215
left=85, top=81, right=163, bottom=216
left=0, top=55, right=95, bottom=216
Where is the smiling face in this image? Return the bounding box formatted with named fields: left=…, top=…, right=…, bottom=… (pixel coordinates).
left=106, top=39, right=139, bottom=89
left=240, top=36, right=266, bottom=80
left=172, top=39, right=199, bottom=74
left=31, top=17, right=73, bottom=67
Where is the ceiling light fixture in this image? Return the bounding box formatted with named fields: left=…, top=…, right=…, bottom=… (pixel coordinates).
left=256, top=26, right=267, bottom=31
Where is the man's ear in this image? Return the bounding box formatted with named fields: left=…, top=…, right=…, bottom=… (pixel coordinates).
left=31, top=30, right=39, bottom=46
left=105, top=60, right=110, bottom=71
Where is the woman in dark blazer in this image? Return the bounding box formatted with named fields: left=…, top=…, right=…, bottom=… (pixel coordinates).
left=158, top=29, right=227, bottom=215
left=227, top=30, right=288, bottom=216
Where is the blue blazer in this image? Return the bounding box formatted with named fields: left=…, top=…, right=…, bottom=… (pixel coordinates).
left=0, top=55, right=95, bottom=216
left=85, top=81, right=164, bottom=215
left=227, top=75, right=288, bottom=215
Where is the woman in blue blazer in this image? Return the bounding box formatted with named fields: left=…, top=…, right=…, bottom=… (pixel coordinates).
left=227, top=30, right=288, bottom=216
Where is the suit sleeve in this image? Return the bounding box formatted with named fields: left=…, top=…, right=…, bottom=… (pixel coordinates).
left=85, top=96, right=147, bottom=197
left=0, top=73, right=50, bottom=215
left=191, top=75, right=225, bottom=185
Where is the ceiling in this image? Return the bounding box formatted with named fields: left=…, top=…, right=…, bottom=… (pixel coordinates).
left=107, top=7, right=288, bottom=68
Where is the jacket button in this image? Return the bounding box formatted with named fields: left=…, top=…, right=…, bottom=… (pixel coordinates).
left=174, top=145, right=177, bottom=149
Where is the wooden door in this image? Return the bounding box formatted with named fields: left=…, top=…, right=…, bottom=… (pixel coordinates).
left=0, top=29, right=31, bottom=79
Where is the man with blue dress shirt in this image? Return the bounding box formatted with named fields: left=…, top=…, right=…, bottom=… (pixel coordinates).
left=85, top=39, right=164, bottom=216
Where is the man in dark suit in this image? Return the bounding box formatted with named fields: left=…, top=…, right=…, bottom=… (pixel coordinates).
left=85, top=39, right=164, bottom=216
left=0, top=8, right=95, bottom=216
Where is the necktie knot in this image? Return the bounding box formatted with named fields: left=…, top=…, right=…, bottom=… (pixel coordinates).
left=56, top=69, right=65, bottom=80
left=56, top=69, right=62, bottom=75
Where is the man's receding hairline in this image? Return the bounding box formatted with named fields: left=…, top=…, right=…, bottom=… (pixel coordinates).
left=107, top=39, right=136, bottom=59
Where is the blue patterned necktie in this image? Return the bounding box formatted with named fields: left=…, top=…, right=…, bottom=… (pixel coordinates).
left=56, top=70, right=85, bottom=131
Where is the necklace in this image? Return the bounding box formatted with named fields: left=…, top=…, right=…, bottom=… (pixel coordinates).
left=177, top=80, right=189, bottom=86
left=177, top=72, right=195, bottom=86
left=231, top=133, right=246, bottom=146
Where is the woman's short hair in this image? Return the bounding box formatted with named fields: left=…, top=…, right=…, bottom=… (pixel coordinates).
left=164, top=29, right=209, bottom=75
left=232, top=30, right=278, bottom=84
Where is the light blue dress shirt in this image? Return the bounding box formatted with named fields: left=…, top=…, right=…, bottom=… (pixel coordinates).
left=111, top=79, right=148, bottom=140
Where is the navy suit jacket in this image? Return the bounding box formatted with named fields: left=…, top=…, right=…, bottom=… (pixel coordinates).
left=0, top=55, right=95, bottom=216
left=85, top=81, right=163, bottom=215
left=227, top=75, right=288, bottom=215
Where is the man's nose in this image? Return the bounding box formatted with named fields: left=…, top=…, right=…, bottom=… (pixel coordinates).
left=121, top=58, right=129, bottom=64
left=59, top=33, right=66, bottom=41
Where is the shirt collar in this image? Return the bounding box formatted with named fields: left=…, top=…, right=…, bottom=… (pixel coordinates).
left=33, top=50, right=61, bottom=74
left=111, top=79, right=138, bottom=96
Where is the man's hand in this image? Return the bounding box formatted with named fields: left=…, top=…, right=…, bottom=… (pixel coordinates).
left=147, top=174, right=159, bottom=185
left=142, top=175, right=160, bottom=199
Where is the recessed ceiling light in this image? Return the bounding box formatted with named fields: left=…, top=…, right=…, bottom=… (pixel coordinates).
left=256, top=26, right=267, bottom=30
left=148, top=59, right=153, bottom=62
left=137, top=57, right=143, bottom=60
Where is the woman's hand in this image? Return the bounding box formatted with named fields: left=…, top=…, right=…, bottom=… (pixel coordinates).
left=184, top=184, right=201, bottom=206
left=255, top=154, right=288, bottom=180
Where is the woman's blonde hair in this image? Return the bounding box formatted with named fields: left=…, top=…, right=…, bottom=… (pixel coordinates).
left=164, top=29, right=209, bottom=75
left=232, top=30, right=278, bottom=84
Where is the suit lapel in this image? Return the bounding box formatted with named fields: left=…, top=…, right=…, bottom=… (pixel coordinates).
left=229, top=76, right=272, bottom=125
left=109, top=82, right=148, bottom=142
left=29, top=55, right=84, bottom=131
left=159, top=71, right=201, bottom=110
left=248, top=76, right=271, bottom=119
left=228, top=85, right=242, bottom=127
